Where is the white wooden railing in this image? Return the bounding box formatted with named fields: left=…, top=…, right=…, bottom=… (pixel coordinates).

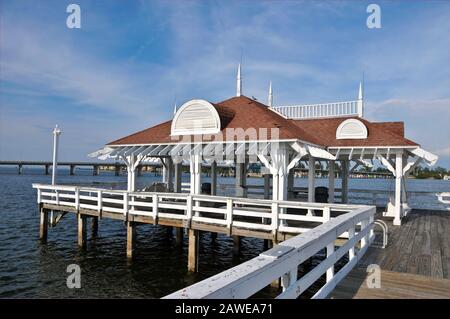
left=32, top=183, right=367, bottom=235
left=213, top=184, right=450, bottom=211
left=164, top=205, right=375, bottom=299
left=272, top=100, right=361, bottom=120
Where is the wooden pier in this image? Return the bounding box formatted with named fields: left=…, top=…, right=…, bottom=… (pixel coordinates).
left=33, top=183, right=374, bottom=275
left=329, top=209, right=449, bottom=299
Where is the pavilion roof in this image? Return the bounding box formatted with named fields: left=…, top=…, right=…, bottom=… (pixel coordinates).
left=107, top=95, right=420, bottom=149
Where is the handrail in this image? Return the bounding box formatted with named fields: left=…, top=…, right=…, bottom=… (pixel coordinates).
left=32, top=183, right=365, bottom=236
left=271, top=100, right=360, bottom=120
left=163, top=205, right=375, bottom=299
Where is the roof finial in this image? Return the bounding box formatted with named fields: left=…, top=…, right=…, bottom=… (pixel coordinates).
left=236, top=63, right=242, bottom=97
left=357, top=78, right=364, bottom=117
left=358, top=81, right=363, bottom=100
left=173, top=101, right=177, bottom=116
left=268, top=81, right=273, bottom=107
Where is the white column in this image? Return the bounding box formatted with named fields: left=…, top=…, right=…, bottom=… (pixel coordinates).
left=328, top=160, right=335, bottom=203
left=341, top=160, right=349, bottom=204
left=287, top=169, right=294, bottom=199
left=211, top=161, right=217, bottom=195
left=162, top=158, right=167, bottom=184
left=167, top=157, right=174, bottom=192
left=278, top=149, right=288, bottom=202
left=235, top=156, right=247, bottom=198
left=174, top=162, right=182, bottom=193
left=394, top=152, right=403, bottom=226
left=308, top=156, right=315, bottom=202
left=127, top=155, right=136, bottom=192
left=190, top=154, right=201, bottom=195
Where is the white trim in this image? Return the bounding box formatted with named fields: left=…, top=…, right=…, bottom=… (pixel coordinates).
left=171, top=99, right=221, bottom=136
left=336, top=119, right=368, bottom=140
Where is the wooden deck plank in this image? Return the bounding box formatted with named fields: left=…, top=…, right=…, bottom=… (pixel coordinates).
left=330, top=268, right=450, bottom=299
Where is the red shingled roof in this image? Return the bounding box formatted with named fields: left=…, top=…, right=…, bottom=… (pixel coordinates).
left=107, top=95, right=419, bottom=148
left=108, top=96, right=324, bottom=146
left=289, top=117, right=418, bottom=147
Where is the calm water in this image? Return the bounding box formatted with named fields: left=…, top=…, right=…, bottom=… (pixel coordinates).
left=0, top=167, right=448, bottom=298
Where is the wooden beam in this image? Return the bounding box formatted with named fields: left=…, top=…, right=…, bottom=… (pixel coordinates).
left=92, top=216, right=98, bottom=237
left=77, top=213, right=87, bottom=248
left=39, top=206, right=48, bottom=242
left=175, top=227, right=184, bottom=246
left=188, top=229, right=199, bottom=272
left=126, top=221, right=136, bottom=259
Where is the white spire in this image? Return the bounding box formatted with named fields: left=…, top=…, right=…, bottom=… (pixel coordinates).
left=358, top=81, right=363, bottom=100
left=268, top=81, right=273, bottom=107
left=357, top=81, right=364, bottom=117
left=173, top=102, right=177, bottom=116
left=236, top=63, right=242, bottom=97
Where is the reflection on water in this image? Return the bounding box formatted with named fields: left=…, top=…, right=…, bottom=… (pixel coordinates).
left=0, top=167, right=448, bottom=298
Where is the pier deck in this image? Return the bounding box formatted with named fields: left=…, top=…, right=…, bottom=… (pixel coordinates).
left=330, top=210, right=449, bottom=298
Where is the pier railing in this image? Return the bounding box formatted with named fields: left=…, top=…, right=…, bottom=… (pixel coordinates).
left=271, top=100, right=361, bottom=120
left=32, top=184, right=367, bottom=235
left=164, top=205, right=375, bottom=299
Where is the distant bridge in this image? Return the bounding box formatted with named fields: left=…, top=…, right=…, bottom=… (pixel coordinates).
left=0, top=160, right=160, bottom=176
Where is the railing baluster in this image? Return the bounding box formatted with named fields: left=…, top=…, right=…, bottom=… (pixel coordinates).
left=323, top=206, right=330, bottom=223
left=123, top=192, right=129, bottom=216
left=326, top=242, right=335, bottom=283
left=186, top=195, right=192, bottom=227
left=97, top=190, right=102, bottom=213
left=226, top=198, right=233, bottom=231
left=75, top=187, right=80, bottom=210
left=152, top=194, right=158, bottom=224
left=271, top=202, right=279, bottom=235
left=348, top=226, right=355, bottom=260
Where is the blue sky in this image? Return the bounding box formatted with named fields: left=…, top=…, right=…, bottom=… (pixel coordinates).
left=0, top=0, right=449, bottom=167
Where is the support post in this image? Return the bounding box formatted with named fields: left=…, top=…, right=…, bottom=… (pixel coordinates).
left=188, top=229, right=199, bottom=272
left=126, top=221, right=136, bottom=259
left=70, top=165, right=75, bottom=176
left=18, top=164, right=23, bottom=175
left=92, top=216, right=98, bottom=237
left=211, top=161, right=217, bottom=195
left=93, top=165, right=99, bottom=176
left=235, top=157, right=247, bottom=198
left=39, top=207, right=48, bottom=242
left=167, top=158, right=174, bottom=192
left=115, top=164, right=120, bottom=176
left=287, top=169, right=294, bottom=199
left=190, top=154, right=201, bottom=195
left=77, top=214, right=87, bottom=248
left=394, top=152, right=403, bottom=225
left=232, top=235, right=241, bottom=255
left=263, top=174, right=270, bottom=199
left=308, top=156, right=315, bottom=203
left=174, top=162, right=182, bottom=193
left=341, top=160, right=349, bottom=204
left=45, top=164, right=50, bottom=175
left=328, top=160, right=335, bottom=203
left=175, top=227, right=183, bottom=246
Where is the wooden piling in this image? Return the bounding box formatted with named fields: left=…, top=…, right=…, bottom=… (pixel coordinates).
left=210, top=232, right=217, bottom=240
left=175, top=227, right=183, bottom=246
left=188, top=229, right=199, bottom=272
left=126, top=221, right=136, bottom=259
left=77, top=213, right=87, bottom=248
left=39, top=207, right=48, bottom=242
left=232, top=235, right=241, bottom=254
left=92, top=216, right=98, bottom=237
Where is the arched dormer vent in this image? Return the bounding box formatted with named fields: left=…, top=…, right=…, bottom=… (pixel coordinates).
left=171, top=99, right=221, bottom=136
left=336, top=119, right=368, bottom=139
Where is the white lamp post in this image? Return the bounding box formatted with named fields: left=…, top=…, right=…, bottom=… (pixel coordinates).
left=50, top=125, right=61, bottom=226
left=52, top=125, right=61, bottom=185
